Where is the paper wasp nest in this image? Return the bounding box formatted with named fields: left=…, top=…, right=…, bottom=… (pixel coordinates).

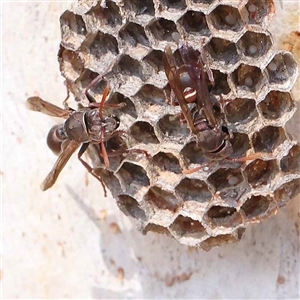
left=58, top=0, right=299, bottom=250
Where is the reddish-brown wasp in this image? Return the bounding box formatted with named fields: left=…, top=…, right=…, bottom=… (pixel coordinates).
left=26, top=75, right=127, bottom=196
left=164, top=43, right=262, bottom=173
left=164, top=43, right=233, bottom=161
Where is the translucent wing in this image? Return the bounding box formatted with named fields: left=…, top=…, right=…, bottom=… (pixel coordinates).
left=41, top=140, right=80, bottom=191
left=26, top=96, right=70, bottom=119
left=164, top=46, right=196, bottom=133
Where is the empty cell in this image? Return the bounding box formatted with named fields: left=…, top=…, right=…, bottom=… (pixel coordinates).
left=175, top=178, right=212, bottom=202
left=200, top=233, right=241, bottom=251
left=145, top=186, right=182, bottom=211
left=208, top=5, right=244, bottom=32
left=153, top=152, right=182, bottom=174
left=205, top=38, right=239, bottom=66
left=86, top=1, right=122, bottom=28
left=148, top=18, right=178, bottom=41
left=170, top=215, right=206, bottom=238
left=130, top=121, right=159, bottom=144
left=266, top=53, right=298, bottom=86
left=119, top=22, right=150, bottom=48
left=180, top=141, right=207, bottom=165
left=78, top=69, right=106, bottom=96
left=274, top=179, right=300, bottom=208
left=118, top=55, right=145, bottom=79
left=118, top=195, right=147, bottom=221
left=117, top=162, right=150, bottom=191
left=280, top=145, right=300, bottom=174
left=225, top=98, right=257, bottom=124
left=124, top=0, right=155, bottom=16
left=240, top=195, right=273, bottom=220
left=210, top=70, right=230, bottom=95
left=107, top=93, right=137, bottom=119
left=205, top=205, right=242, bottom=227
left=135, top=84, right=166, bottom=106
left=230, top=132, right=251, bottom=158
left=143, top=50, right=165, bottom=73
left=142, top=223, right=171, bottom=236
left=252, top=126, right=286, bottom=153
left=232, top=64, right=264, bottom=93
left=245, top=0, right=274, bottom=26
left=237, top=31, right=272, bottom=58
left=179, top=10, right=210, bottom=36
left=60, top=10, right=87, bottom=36
left=244, top=159, right=278, bottom=187
left=259, top=91, right=294, bottom=121
left=208, top=168, right=244, bottom=191
left=89, top=32, right=119, bottom=58
left=159, top=114, right=190, bottom=140
left=160, top=0, right=187, bottom=10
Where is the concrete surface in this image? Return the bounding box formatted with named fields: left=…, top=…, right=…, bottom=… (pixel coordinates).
left=2, top=1, right=299, bottom=299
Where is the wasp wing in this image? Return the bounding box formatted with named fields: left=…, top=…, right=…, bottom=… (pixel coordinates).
left=41, top=140, right=80, bottom=191
left=26, top=96, right=70, bottom=119
left=164, top=46, right=196, bottom=133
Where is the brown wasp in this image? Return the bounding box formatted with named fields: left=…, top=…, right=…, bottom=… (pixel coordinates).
left=26, top=75, right=128, bottom=196
left=164, top=42, right=265, bottom=173
left=164, top=43, right=233, bottom=165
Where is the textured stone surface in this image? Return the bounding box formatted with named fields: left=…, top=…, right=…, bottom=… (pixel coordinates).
left=2, top=1, right=299, bottom=298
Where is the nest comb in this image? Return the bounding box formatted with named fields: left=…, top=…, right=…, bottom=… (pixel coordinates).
left=57, top=0, right=299, bottom=251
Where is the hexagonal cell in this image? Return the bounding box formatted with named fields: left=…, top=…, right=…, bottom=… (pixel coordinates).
left=117, top=55, right=147, bottom=80
left=265, top=52, right=298, bottom=87
left=205, top=38, right=239, bottom=70
left=117, top=195, right=147, bottom=221
left=130, top=121, right=160, bottom=144
left=145, top=186, right=182, bottom=211
left=237, top=31, right=272, bottom=59
left=240, top=195, right=275, bottom=221
left=160, top=0, right=187, bottom=10
left=169, top=215, right=206, bottom=239
left=274, top=179, right=300, bottom=208
left=178, top=10, right=210, bottom=37
left=142, top=223, right=172, bottom=236
left=210, top=70, right=230, bottom=95
left=135, top=84, right=166, bottom=108
left=225, top=98, right=257, bottom=125
left=280, top=145, right=300, bottom=174
left=252, top=126, right=286, bottom=153
left=180, top=141, right=207, bottom=165
left=208, top=168, right=244, bottom=191
left=58, top=46, right=84, bottom=81
left=258, top=91, right=295, bottom=121
left=200, top=232, right=243, bottom=251
left=77, top=69, right=106, bottom=96
left=153, top=152, right=182, bottom=174
left=208, top=5, right=244, bottom=32
left=94, top=168, right=122, bottom=196
left=231, top=64, right=265, bottom=94
left=60, top=10, right=87, bottom=49
left=85, top=1, right=122, bottom=29
left=124, top=0, right=155, bottom=17
left=147, top=18, right=178, bottom=42
left=159, top=114, right=190, bottom=140
left=244, top=0, right=275, bottom=26
left=119, top=22, right=151, bottom=48
left=175, top=178, right=212, bottom=203
left=143, top=50, right=165, bottom=73
left=229, top=132, right=251, bottom=159
left=117, top=162, right=150, bottom=194
left=87, top=31, right=119, bottom=57
left=244, top=159, right=278, bottom=187
left=107, top=92, right=137, bottom=119
left=205, top=206, right=243, bottom=228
